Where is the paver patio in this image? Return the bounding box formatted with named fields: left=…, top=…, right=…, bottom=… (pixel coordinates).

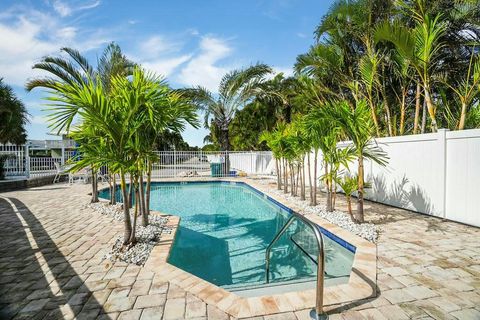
left=0, top=181, right=479, bottom=320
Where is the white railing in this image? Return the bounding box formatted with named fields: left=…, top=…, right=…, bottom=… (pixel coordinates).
left=29, top=157, right=63, bottom=177
left=0, top=144, right=25, bottom=176
left=151, top=151, right=274, bottom=178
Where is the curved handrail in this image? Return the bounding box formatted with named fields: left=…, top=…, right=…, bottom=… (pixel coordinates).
left=265, top=211, right=326, bottom=319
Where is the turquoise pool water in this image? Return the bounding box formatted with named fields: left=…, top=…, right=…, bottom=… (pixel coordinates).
left=100, top=182, right=354, bottom=289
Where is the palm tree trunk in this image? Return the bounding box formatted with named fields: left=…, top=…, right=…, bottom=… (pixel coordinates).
left=300, top=160, right=306, bottom=201
left=91, top=170, right=98, bottom=203
left=127, top=174, right=133, bottom=209
left=112, top=174, right=116, bottom=205
left=399, top=90, right=407, bottom=135
left=108, top=174, right=113, bottom=205
left=283, top=159, right=288, bottom=194
left=120, top=171, right=132, bottom=246
left=414, top=83, right=421, bottom=134
left=307, top=153, right=313, bottom=205
left=459, top=101, right=467, bottom=130
left=275, top=159, right=282, bottom=190
left=347, top=196, right=354, bottom=221
left=424, top=88, right=438, bottom=132
left=146, top=160, right=152, bottom=215
left=421, top=99, right=427, bottom=133
left=355, top=154, right=365, bottom=223
left=129, top=177, right=139, bottom=245
left=325, top=162, right=332, bottom=212
left=369, top=99, right=381, bottom=137
left=313, top=150, right=318, bottom=206
left=139, top=173, right=148, bottom=227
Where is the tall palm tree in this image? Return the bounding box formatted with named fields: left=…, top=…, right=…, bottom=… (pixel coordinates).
left=0, top=79, right=29, bottom=144
left=182, top=63, right=272, bottom=151
left=375, top=4, right=447, bottom=132
left=326, top=100, right=388, bottom=223
left=26, top=43, right=134, bottom=202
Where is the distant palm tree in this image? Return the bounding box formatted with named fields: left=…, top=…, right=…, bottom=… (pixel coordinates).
left=0, top=79, right=29, bottom=144
left=375, top=7, right=447, bottom=132
left=182, top=63, right=272, bottom=151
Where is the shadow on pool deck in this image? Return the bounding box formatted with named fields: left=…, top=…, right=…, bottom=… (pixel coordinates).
left=0, top=197, right=104, bottom=319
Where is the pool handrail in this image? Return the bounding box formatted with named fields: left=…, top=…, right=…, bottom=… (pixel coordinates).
left=265, top=211, right=326, bottom=319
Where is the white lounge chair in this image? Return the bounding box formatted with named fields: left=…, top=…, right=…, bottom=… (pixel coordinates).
left=53, top=162, right=70, bottom=183
left=68, top=167, right=90, bottom=184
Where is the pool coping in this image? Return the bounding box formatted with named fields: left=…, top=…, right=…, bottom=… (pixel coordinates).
left=143, top=178, right=377, bottom=318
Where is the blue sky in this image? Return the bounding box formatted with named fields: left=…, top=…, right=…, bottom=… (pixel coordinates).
left=0, top=0, right=332, bottom=146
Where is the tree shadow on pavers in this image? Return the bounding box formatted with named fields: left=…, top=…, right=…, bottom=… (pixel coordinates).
left=0, top=197, right=105, bottom=320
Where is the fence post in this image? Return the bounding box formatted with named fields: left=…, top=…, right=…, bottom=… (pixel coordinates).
left=25, top=144, right=30, bottom=179
left=438, top=128, right=449, bottom=218
left=61, top=146, right=65, bottom=166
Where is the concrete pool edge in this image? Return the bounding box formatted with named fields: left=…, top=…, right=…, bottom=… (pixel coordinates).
left=143, top=178, right=377, bottom=318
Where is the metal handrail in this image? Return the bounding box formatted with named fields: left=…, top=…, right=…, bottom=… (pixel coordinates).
left=265, top=212, right=326, bottom=319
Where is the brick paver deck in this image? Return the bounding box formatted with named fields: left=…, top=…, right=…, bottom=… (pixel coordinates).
left=0, top=182, right=479, bottom=320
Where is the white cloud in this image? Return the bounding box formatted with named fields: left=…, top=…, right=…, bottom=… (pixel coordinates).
left=142, top=55, right=192, bottom=77
left=140, top=36, right=182, bottom=57
left=30, top=115, right=49, bottom=125
left=176, top=36, right=233, bottom=91
left=52, top=0, right=101, bottom=17
left=272, top=66, right=294, bottom=78
left=0, top=7, right=109, bottom=87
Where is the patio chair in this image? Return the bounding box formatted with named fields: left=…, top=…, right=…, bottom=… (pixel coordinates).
left=53, top=162, right=70, bottom=183
left=68, top=167, right=90, bottom=184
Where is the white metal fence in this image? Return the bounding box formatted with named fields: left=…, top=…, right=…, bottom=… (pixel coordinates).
left=1, top=145, right=274, bottom=180
left=151, top=151, right=274, bottom=178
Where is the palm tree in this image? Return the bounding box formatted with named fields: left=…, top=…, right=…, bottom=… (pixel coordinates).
left=26, top=43, right=134, bottom=202
left=442, top=50, right=480, bottom=130
left=375, top=4, right=447, bottom=132
left=327, top=100, right=388, bottom=223
left=0, top=79, right=29, bottom=144
left=335, top=174, right=359, bottom=220
left=182, top=63, right=272, bottom=151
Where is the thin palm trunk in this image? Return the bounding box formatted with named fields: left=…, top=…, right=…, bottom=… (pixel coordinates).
left=139, top=173, right=148, bottom=227
left=300, top=160, right=306, bottom=201
left=459, top=101, right=467, bottom=130
left=283, top=158, right=288, bottom=194
left=307, top=153, right=313, bottom=204
left=146, top=160, right=152, bottom=215
left=108, top=173, right=113, bottom=205
left=414, top=83, right=421, bottom=134
left=112, top=174, right=117, bottom=205
left=129, top=177, right=139, bottom=244
left=421, top=99, right=427, bottom=133
left=424, top=88, right=438, bottom=132
left=325, top=162, right=332, bottom=212
left=312, top=150, right=318, bottom=206
left=275, top=159, right=282, bottom=190
left=120, top=171, right=132, bottom=245
left=368, top=99, right=380, bottom=137
left=355, top=154, right=365, bottom=223
left=91, top=170, right=98, bottom=203
left=399, top=91, right=407, bottom=135
left=127, top=174, right=133, bottom=208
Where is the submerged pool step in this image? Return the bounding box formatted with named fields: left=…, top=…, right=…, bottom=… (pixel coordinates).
left=224, top=276, right=348, bottom=297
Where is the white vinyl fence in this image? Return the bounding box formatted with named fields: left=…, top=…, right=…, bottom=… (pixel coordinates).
left=335, top=129, right=480, bottom=227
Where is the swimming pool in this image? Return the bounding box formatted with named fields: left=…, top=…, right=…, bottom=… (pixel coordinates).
left=100, top=181, right=354, bottom=290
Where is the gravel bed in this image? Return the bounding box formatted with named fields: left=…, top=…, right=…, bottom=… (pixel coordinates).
left=89, top=202, right=170, bottom=265
left=250, top=177, right=378, bottom=242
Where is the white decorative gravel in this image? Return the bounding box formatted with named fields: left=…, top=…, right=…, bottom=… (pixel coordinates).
left=250, top=177, right=378, bottom=242
left=89, top=202, right=169, bottom=265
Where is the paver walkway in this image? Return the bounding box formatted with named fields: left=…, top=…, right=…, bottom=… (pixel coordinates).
left=0, top=182, right=479, bottom=320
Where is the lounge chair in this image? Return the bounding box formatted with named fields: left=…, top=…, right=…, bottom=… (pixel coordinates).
left=53, top=162, right=71, bottom=183
left=68, top=167, right=90, bottom=184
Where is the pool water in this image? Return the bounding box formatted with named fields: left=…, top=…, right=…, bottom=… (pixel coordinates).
left=101, top=182, right=354, bottom=289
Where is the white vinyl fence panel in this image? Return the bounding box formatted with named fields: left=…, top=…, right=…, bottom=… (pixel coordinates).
left=337, top=129, right=480, bottom=227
